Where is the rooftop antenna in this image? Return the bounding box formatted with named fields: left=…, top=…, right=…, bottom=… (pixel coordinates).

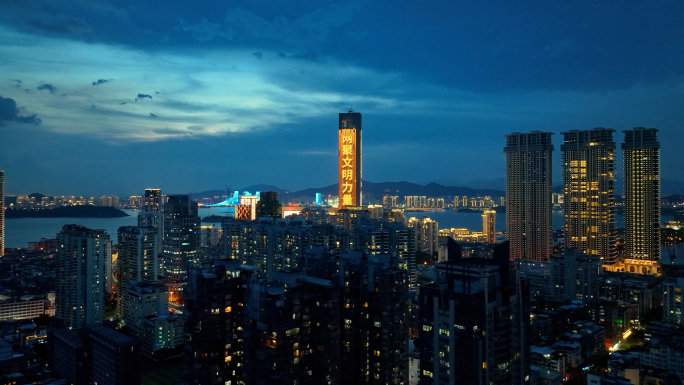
left=340, top=102, right=353, bottom=113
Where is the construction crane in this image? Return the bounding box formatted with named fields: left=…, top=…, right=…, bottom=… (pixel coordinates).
left=340, top=103, right=353, bottom=113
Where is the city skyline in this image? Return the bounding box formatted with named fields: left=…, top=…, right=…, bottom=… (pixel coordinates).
left=1, top=2, right=684, bottom=195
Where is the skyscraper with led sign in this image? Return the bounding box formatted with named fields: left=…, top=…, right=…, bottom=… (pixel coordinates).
left=338, top=112, right=362, bottom=209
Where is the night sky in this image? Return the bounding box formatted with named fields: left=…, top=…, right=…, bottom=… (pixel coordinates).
left=1, top=1, right=683, bottom=196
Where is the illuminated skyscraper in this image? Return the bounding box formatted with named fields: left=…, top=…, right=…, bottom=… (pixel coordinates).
left=562, top=128, right=617, bottom=262
left=55, top=225, right=111, bottom=329
left=163, top=195, right=200, bottom=283
left=0, top=170, right=4, bottom=257
left=482, top=210, right=496, bottom=243
left=117, top=226, right=159, bottom=317
left=504, top=132, right=554, bottom=261
left=139, top=188, right=163, bottom=272
left=144, top=188, right=161, bottom=213
left=623, top=128, right=661, bottom=261
left=338, top=112, right=362, bottom=209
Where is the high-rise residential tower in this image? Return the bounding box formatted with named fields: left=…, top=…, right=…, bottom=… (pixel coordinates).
left=338, top=112, right=362, bottom=209
left=504, top=132, right=554, bottom=261
left=623, top=128, right=661, bottom=261
left=117, top=226, right=159, bottom=317
left=482, top=210, right=496, bottom=244
left=163, top=195, right=200, bottom=283
left=55, top=225, right=111, bottom=329
left=0, top=170, right=4, bottom=257
left=144, top=188, right=161, bottom=213
left=562, top=128, right=617, bottom=263
left=419, top=242, right=529, bottom=384
left=139, top=188, right=163, bottom=274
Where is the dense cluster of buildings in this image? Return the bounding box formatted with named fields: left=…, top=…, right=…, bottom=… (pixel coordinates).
left=1, top=115, right=684, bottom=385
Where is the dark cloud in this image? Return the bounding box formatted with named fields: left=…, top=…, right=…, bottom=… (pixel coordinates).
left=253, top=51, right=263, bottom=59
left=92, top=79, right=110, bottom=86
left=91, top=104, right=97, bottom=109
left=37, top=83, right=57, bottom=94
left=149, top=113, right=158, bottom=118
left=0, top=95, right=41, bottom=125
left=136, top=93, right=153, bottom=100
left=154, top=91, right=160, bottom=94
left=120, top=101, right=128, bottom=105
left=15, top=114, right=42, bottom=125
left=0, top=96, right=18, bottom=121
left=12, top=80, right=21, bottom=88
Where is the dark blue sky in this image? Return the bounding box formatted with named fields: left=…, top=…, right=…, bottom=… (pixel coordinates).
left=1, top=1, right=683, bottom=195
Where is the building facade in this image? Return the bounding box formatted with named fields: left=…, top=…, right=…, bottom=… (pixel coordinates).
left=0, top=170, right=4, bottom=257
left=623, top=128, right=661, bottom=261
left=482, top=210, right=496, bottom=244
left=117, top=226, right=158, bottom=318
left=418, top=243, right=530, bottom=385
left=562, top=128, right=617, bottom=263
left=504, top=132, right=554, bottom=261
left=163, top=195, right=200, bottom=283
left=55, top=225, right=111, bottom=329
left=338, top=112, right=362, bottom=209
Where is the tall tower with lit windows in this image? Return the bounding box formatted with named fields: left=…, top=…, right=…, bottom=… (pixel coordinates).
left=562, top=128, right=617, bottom=263
left=0, top=170, right=4, bottom=257
left=338, top=112, right=362, bottom=209
left=623, top=128, right=660, bottom=261
left=504, top=132, right=554, bottom=261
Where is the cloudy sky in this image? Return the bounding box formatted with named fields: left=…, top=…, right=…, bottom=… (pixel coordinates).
left=1, top=1, right=683, bottom=196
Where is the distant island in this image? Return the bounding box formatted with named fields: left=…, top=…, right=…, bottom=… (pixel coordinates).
left=202, top=215, right=227, bottom=223
left=5, top=206, right=130, bottom=219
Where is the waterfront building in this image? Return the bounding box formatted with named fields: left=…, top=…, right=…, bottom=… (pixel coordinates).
left=55, top=225, right=111, bottom=329
left=623, top=128, right=661, bottom=261
left=256, top=191, right=281, bottom=218
left=504, top=131, right=554, bottom=261
left=408, top=217, right=438, bottom=256
left=144, top=188, right=161, bottom=213
left=482, top=209, right=496, bottom=243
left=338, top=112, right=362, bottom=209
left=562, top=128, right=617, bottom=263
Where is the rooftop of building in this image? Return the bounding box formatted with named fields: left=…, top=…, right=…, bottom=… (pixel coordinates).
left=87, top=324, right=138, bottom=346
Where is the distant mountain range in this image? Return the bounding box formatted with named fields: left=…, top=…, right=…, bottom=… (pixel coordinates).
left=189, top=181, right=506, bottom=204
left=187, top=179, right=684, bottom=205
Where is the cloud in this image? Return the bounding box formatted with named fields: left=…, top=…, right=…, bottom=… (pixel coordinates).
left=0, top=95, right=41, bottom=125
left=136, top=93, right=152, bottom=100
left=37, top=83, right=57, bottom=93
left=178, top=17, right=235, bottom=41
left=15, top=114, right=42, bottom=124
left=187, top=125, right=205, bottom=131
left=149, top=113, right=158, bottom=118
left=253, top=52, right=263, bottom=60
left=12, top=80, right=21, bottom=88
left=92, top=79, right=111, bottom=86
left=152, top=127, right=192, bottom=135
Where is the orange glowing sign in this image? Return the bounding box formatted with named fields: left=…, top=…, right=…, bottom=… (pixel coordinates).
left=339, top=128, right=357, bottom=208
